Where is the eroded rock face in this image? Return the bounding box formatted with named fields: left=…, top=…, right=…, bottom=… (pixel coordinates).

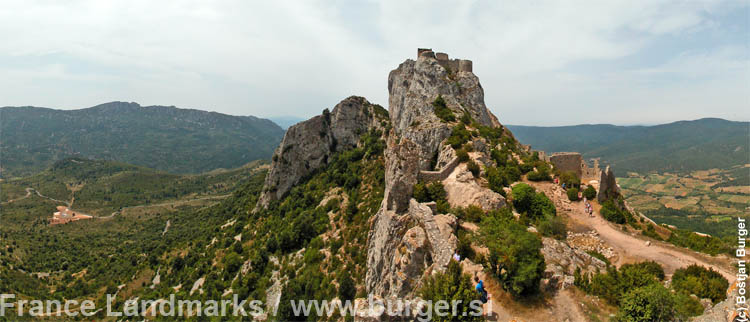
left=693, top=281, right=744, bottom=322
left=541, top=237, right=606, bottom=291
left=597, top=166, right=619, bottom=202
left=388, top=57, right=500, bottom=136
left=443, top=163, right=506, bottom=211
left=366, top=51, right=504, bottom=299
left=365, top=199, right=458, bottom=298
left=387, top=54, right=500, bottom=170
left=383, top=135, right=421, bottom=213
left=255, top=96, right=387, bottom=210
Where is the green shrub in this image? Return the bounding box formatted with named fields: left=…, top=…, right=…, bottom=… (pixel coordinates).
left=627, top=261, right=665, bottom=281
left=460, top=111, right=472, bottom=125
left=467, top=160, right=480, bottom=178
left=223, top=252, right=243, bottom=274
left=673, top=292, right=705, bottom=318
left=641, top=224, right=663, bottom=241
left=419, top=260, right=483, bottom=321
left=477, top=125, right=503, bottom=143
left=566, top=187, right=580, bottom=201
left=456, top=229, right=476, bottom=262
left=447, top=124, right=472, bottom=149
left=413, top=182, right=449, bottom=214
left=527, top=163, right=552, bottom=181
left=338, top=272, right=356, bottom=302
left=413, top=183, right=430, bottom=202
left=480, top=209, right=545, bottom=298
left=667, top=229, right=731, bottom=255
left=486, top=166, right=506, bottom=194
left=537, top=216, right=567, bottom=240
left=585, top=250, right=610, bottom=266
left=672, top=264, right=728, bottom=303
left=601, top=200, right=626, bottom=224
left=583, top=185, right=597, bottom=200
left=457, top=148, right=470, bottom=162
left=490, top=149, right=509, bottom=167
left=432, top=95, right=455, bottom=122
left=456, top=205, right=484, bottom=223
left=427, top=182, right=447, bottom=202
left=616, top=284, right=676, bottom=322
left=558, top=171, right=580, bottom=188
left=582, top=262, right=665, bottom=306
left=501, top=164, right=522, bottom=183
left=511, top=183, right=556, bottom=222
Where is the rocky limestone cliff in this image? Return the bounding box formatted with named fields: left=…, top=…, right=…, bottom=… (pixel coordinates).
left=255, top=96, right=388, bottom=211
left=597, top=165, right=619, bottom=202
left=388, top=50, right=501, bottom=170
left=366, top=50, right=508, bottom=299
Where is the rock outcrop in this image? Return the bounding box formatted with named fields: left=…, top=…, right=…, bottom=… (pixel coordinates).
left=365, top=198, right=458, bottom=298
left=693, top=281, right=746, bottom=322
left=596, top=165, right=619, bottom=202
left=388, top=51, right=500, bottom=135
left=383, top=136, right=421, bottom=213
left=443, top=163, right=506, bottom=211
left=540, top=237, right=607, bottom=291
left=366, top=49, right=506, bottom=300
left=387, top=49, right=501, bottom=170
left=255, top=96, right=388, bottom=210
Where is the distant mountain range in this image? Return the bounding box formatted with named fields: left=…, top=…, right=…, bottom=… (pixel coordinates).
left=268, top=116, right=306, bottom=129
left=0, top=102, right=285, bottom=177
left=507, top=118, right=749, bottom=174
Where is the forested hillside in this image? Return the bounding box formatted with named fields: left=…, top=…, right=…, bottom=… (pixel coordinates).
left=508, top=118, right=749, bottom=173
left=0, top=102, right=284, bottom=177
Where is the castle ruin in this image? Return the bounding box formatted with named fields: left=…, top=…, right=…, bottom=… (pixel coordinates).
left=549, top=152, right=584, bottom=178
left=417, top=48, right=473, bottom=73
left=548, top=152, right=601, bottom=181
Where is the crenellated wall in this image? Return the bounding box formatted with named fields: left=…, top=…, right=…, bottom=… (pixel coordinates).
left=417, top=49, right=473, bottom=73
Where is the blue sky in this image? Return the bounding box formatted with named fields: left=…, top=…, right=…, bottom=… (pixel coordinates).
left=0, top=0, right=747, bottom=125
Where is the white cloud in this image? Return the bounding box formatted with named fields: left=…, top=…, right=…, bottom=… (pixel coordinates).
left=0, top=0, right=746, bottom=125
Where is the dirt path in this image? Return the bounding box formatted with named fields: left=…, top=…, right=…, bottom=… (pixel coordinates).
left=530, top=181, right=735, bottom=283
left=1, top=188, right=33, bottom=204
left=29, top=188, right=70, bottom=205
left=461, top=237, right=590, bottom=321
left=99, top=194, right=231, bottom=219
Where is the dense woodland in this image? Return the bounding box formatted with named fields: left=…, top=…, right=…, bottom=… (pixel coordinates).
left=508, top=118, right=749, bottom=174
left=0, top=102, right=284, bottom=177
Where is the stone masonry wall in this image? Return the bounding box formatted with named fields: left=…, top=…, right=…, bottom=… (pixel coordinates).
left=418, top=157, right=460, bottom=183
left=549, top=152, right=583, bottom=178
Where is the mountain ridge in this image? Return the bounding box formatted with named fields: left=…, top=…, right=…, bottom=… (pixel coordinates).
left=507, top=118, right=749, bottom=173
left=0, top=102, right=284, bottom=177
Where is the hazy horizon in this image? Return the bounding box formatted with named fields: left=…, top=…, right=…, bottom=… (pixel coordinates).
left=3, top=100, right=747, bottom=127
left=1, top=1, right=748, bottom=126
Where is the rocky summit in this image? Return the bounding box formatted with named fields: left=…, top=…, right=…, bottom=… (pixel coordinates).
left=255, top=96, right=388, bottom=211
left=243, top=49, right=736, bottom=321
left=388, top=49, right=501, bottom=170
left=366, top=49, right=514, bottom=299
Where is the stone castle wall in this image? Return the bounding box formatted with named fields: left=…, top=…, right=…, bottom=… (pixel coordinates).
left=549, top=152, right=584, bottom=178
left=418, top=157, right=460, bottom=183
left=418, top=49, right=473, bottom=73
left=582, top=159, right=600, bottom=179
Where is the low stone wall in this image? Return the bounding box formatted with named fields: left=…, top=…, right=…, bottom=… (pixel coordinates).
left=419, top=157, right=460, bottom=183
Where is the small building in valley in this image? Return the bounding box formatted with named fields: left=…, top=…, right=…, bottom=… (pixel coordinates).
left=50, top=206, right=92, bottom=225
